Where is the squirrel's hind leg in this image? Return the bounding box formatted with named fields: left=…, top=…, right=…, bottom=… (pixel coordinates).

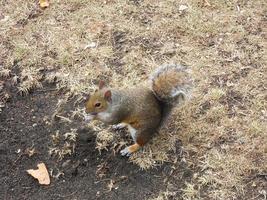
left=120, top=129, right=152, bottom=156
left=120, top=125, right=139, bottom=156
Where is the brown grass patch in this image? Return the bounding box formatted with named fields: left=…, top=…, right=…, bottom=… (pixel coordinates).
left=1, top=0, right=266, bottom=199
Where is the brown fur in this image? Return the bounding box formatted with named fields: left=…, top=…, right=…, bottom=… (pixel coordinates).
left=120, top=88, right=163, bottom=146
left=153, top=70, right=185, bottom=98
left=85, top=89, right=109, bottom=114
left=128, top=143, right=141, bottom=153
left=85, top=64, right=192, bottom=155
left=151, top=64, right=192, bottom=101
left=86, top=87, right=162, bottom=147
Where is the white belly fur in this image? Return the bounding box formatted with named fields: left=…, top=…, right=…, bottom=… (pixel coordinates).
left=98, top=112, right=138, bottom=142
left=97, top=112, right=113, bottom=123
left=127, top=124, right=137, bottom=142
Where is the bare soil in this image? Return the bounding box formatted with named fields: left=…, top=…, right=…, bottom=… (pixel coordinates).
left=0, top=80, right=189, bottom=200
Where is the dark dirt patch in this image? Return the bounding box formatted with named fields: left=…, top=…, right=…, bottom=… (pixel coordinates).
left=0, top=82, right=187, bottom=200
left=15, top=6, right=43, bottom=28
left=219, top=89, right=247, bottom=116
left=107, top=30, right=129, bottom=74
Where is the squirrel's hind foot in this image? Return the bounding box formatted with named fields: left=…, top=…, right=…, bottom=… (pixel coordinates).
left=120, top=143, right=141, bottom=157
left=120, top=147, right=131, bottom=157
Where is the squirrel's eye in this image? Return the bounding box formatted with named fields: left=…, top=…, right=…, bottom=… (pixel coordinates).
left=95, top=103, right=101, bottom=107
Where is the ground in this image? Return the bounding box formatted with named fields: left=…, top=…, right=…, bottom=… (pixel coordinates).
left=0, top=82, right=191, bottom=200
left=0, top=0, right=266, bottom=200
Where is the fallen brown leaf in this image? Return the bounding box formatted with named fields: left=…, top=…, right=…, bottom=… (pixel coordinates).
left=39, top=0, right=49, bottom=8
left=27, top=163, right=50, bottom=185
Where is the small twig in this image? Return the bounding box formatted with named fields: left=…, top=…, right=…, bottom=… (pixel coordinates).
left=22, top=187, right=31, bottom=189
left=203, top=0, right=211, bottom=6
left=55, top=190, right=77, bottom=198
left=55, top=115, right=72, bottom=123
left=94, top=178, right=112, bottom=184
left=236, top=5, right=240, bottom=12
left=13, top=154, right=23, bottom=164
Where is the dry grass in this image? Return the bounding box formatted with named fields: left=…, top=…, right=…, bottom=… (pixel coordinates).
left=49, top=129, right=78, bottom=160
left=1, top=0, right=266, bottom=199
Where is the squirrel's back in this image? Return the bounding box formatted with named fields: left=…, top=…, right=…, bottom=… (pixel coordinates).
left=151, top=64, right=193, bottom=104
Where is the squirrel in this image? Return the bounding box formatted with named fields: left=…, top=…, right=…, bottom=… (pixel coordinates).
left=84, top=64, right=193, bottom=156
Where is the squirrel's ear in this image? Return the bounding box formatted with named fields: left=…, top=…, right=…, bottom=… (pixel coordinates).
left=98, top=80, right=105, bottom=90
left=104, top=90, right=112, bottom=102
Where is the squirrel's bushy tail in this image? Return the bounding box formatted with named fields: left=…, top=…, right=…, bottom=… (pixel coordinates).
left=151, top=64, right=193, bottom=104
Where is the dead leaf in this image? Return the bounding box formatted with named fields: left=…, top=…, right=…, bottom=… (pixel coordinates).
left=88, top=21, right=107, bottom=35
left=84, top=42, right=97, bottom=49
left=179, top=5, right=188, bottom=11
left=39, top=0, right=49, bottom=8
left=27, top=163, right=50, bottom=185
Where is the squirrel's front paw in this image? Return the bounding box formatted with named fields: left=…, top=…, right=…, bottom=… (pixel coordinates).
left=84, top=114, right=94, bottom=123
left=120, top=147, right=131, bottom=157
left=112, top=123, right=127, bottom=130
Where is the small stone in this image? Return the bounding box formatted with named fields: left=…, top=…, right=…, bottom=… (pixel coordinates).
left=0, top=15, right=9, bottom=22
left=0, top=141, right=7, bottom=153
left=84, top=42, right=97, bottom=49
left=0, top=13, right=4, bottom=20
left=179, top=5, right=188, bottom=11
left=193, top=173, right=198, bottom=179
left=161, top=42, right=176, bottom=55
left=62, top=160, right=71, bottom=168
